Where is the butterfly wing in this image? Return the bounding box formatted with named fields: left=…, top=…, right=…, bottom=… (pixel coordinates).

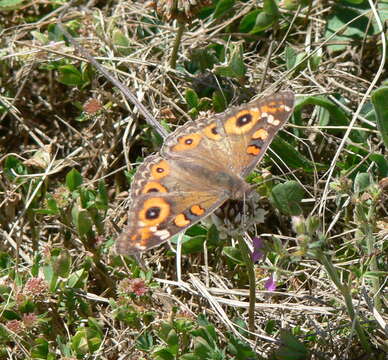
left=161, top=91, right=295, bottom=178
left=219, top=91, right=295, bottom=177
left=116, top=155, right=227, bottom=255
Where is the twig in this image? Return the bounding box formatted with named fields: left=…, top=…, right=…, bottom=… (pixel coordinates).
left=56, top=3, right=168, bottom=139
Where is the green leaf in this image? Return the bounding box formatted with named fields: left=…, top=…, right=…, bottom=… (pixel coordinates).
left=263, top=0, right=279, bottom=15
left=309, top=54, right=321, bottom=71
left=249, top=0, right=279, bottom=33
left=47, top=24, right=66, bottom=42
left=185, top=88, right=200, bottom=109
left=192, top=337, right=214, bottom=357
left=285, top=46, right=309, bottom=73
left=136, top=331, right=154, bottom=351
left=213, top=0, right=235, bottom=19
left=158, top=322, right=173, bottom=342
left=57, top=65, right=84, bottom=86
left=270, top=181, right=305, bottom=216
left=72, top=207, right=93, bottom=238
left=198, top=97, right=212, bottom=111
left=222, top=246, right=244, bottom=265
left=166, top=329, right=179, bottom=355
left=42, top=264, right=59, bottom=292
left=285, top=46, right=297, bottom=70
left=112, top=29, right=131, bottom=55
left=239, top=9, right=260, bottom=33
left=66, top=168, right=83, bottom=192
left=270, top=136, right=326, bottom=172
left=293, top=94, right=364, bottom=143
left=0, top=0, right=24, bottom=10
left=275, top=330, right=309, bottom=360
left=180, top=354, right=198, bottom=360
left=212, top=90, right=228, bottom=112
left=0, top=324, right=10, bottom=342
left=371, top=86, right=388, bottom=149
left=188, top=108, right=199, bottom=118
left=206, top=224, right=220, bottom=247
left=4, top=155, right=27, bottom=180
left=88, top=317, right=104, bottom=337
left=153, top=348, right=175, bottom=360
left=53, top=249, right=71, bottom=278
left=71, top=327, right=102, bottom=355
left=30, top=338, right=49, bottom=359
left=229, top=44, right=246, bottom=77
left=182, top=236, right=205, bottom=254
left=227, top=335, right=256, bottom=360
left=369, top=154, right=388, bottom=177
left=343, top=0, right=365, bottom=4
left=96, top=181, right=108, bottom=210
left=214, top=43, right=246, bottom=79
left=354, top=172, right=370, bottom=193
left=67, top=269, right=87, bottom=288
left=189, top=47, right=219, bottom=72
left=240, top=0, right=280, bottom=34
left=47, top=196, right=60, bottom=214
left=325, top=3, right=376, bottom=52
left=31, top=31, right=48, bottom=45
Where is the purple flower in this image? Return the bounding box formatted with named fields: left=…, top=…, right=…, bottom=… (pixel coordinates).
left=251, top=236, right=265, bottom=263
left=264, top=275, right=276, bottom=291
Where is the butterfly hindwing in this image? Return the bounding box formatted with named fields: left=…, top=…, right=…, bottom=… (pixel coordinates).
left=116, top=155, right=226, bottom=254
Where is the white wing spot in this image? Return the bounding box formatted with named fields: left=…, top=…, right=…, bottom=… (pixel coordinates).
left=267, top=115, right=280, bottom=126
left=155, top=229, right=170, bottom=240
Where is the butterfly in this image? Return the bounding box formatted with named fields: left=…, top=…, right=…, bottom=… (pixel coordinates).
left=116, top=91, right=295, bottom=255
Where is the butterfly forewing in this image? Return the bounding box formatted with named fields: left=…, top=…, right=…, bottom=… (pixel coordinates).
left=218, top=91, right=295, bottom=177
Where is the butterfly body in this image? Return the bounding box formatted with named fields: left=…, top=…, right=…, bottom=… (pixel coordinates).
left=116, top=91, right=295, bottom=255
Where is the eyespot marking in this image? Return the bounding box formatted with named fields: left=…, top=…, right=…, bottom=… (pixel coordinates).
left=174, top=213, right=190, bottom=227
left=236, top=113, right=252, bottom=127
left=225, top=109, right=261, bottom=135
left=145, top=207, right=160, bottom=220
left=139, top=198, right=170, bottom=226
left=142, top=182, right=168, bottom=194
left=172, top=133, right=202, bottom=152
left=151, top=160, right=170, bottom=179
left=203, top=123, right=222, bottom=140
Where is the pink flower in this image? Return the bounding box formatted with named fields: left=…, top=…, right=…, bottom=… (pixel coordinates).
left=6, top=320, right=24, bottom=334
left=131, top=279, right=148, bottom=296
left=264, top=275, right=276, bottom=291
left=24, top=278, right=48, bottom=298
left=251, top=236, right=265, bottom=263
left=22, top=313, right=37, bottom=328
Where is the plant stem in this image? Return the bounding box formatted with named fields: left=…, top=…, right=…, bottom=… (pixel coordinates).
left=318, top=251, right=371, bottom=352
left=365, top=204, right=382, bottom=311
left=237, top=235, right=256, bottom=338
left=170, top=22, right=185, bottom=69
